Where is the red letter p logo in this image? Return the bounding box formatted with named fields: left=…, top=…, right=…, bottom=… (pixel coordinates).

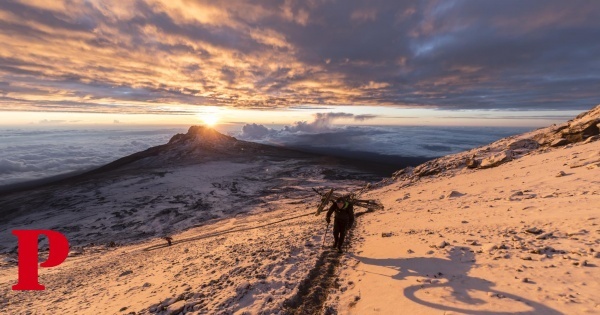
left=12, top=230, right=69, bottom=290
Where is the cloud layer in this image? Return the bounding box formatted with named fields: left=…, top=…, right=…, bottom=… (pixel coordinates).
left=237, top=113, right=531, bottom=159
left=0, top=127, right=184, bottom=186
left=1, top=0, right=599, bottom=113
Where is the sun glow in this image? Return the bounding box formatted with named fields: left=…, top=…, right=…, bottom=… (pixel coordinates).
left=199, top=113, right=219, bottom=126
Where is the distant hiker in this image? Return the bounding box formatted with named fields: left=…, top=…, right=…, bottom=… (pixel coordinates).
left=326, top=197, right=355, bottom=253
left=164, top=236, right=173, bottom=246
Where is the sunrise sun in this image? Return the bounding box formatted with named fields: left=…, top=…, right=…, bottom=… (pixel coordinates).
left=198, top=113, right=219, bottom=126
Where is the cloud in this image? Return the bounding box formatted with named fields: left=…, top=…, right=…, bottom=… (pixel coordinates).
left=0, top=158, right=36, bottom=174
left=237, top=120, right=532, bottom=161
left=240, top=123, right=275, bottom=139
left=39, top=119, right=67, bottom=124
left=240, top=111, right=365, bottom=138
left=0, top=0, right=599, bottom=112
left=354, top=114, right=377, bottom=121
left=283, top=112, right=354, bottom=132
left=0, top=127, right=184, bottom=186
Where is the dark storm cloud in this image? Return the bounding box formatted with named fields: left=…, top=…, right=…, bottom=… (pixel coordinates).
left=0, top=0, right=598, bottom=113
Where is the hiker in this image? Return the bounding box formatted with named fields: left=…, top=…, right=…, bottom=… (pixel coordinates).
left=164, top=236, right=173, bottom=246
left=326, top=197, right=355, bottom=253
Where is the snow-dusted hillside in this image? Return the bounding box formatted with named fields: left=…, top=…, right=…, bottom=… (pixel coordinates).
left=0, top=125, right=382, bottom=314
left=1, top=106, right=598, bottom=314
left=0, top=126, right=379, bottom=252
left=328, top=106, right=600, bottom=314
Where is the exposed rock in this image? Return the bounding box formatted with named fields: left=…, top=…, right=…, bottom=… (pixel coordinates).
left=508, top=191, right=536, bottom=201
left=465, top=157, right=479, bottom=169
left=166, top=300, right=186, bottom=315
left=536, top=232, right=554, bottom=240
left=381, top=232, right=393, bottom=238
left=583, top=135, right=600, bottom=144
left=446, top=191, right=466, bottom=198
left=562, top=118, right=600, bottom=143
left=508, top=139, right=539, bottom=150
left=437, top=241, right=449, bottom=248
left=556, top=171, right=566, bottom=177
left=534, top=105, right=600, bottom=146
left=570, top=159, right=600, bottom=169
left=521, top=256, right=533, bottom=261
left=567, top=229, right=586, bottom=236
left=413, top=162, right=441, bottom=177
left=525, top=227, right=543, bottom=235
left=119, top=270, right=133, bottom=277
left=482, top=243, right=499, bottom=252
left=392, top=167, right=414, bottom=180
left=68, top=249, right=84, bottom=257
left=530, top=246, right=557, bottom=255
left=479, top=151, right=512, bottom=169
left=551, top=138, right=569, bottom=147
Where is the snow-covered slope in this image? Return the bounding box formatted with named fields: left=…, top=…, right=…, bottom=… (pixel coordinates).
left=328, top=106, right=600, bottom=314
left=0, top=126, right=378, bottom=252
left=0, top=125, right=380, bottom=314
left=1, top=107, right=599, bottom=314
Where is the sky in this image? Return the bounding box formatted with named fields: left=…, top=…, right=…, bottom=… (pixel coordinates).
left=0, top=0, right=599, bottom=127
left=1, top=0, right=600, bottom=185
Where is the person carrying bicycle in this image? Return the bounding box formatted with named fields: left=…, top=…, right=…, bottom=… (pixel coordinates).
left=326, top=197, right=355, bottom=253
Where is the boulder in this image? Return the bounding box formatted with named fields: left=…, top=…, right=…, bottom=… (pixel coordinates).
left=550, top=138, right=569, bottom=147
left=437, top=241, right=449, bottom=248
left=532, top=105, right=600, bottom=146
left=413, top=162, right=441, bottom=177
left=525, top=227, right=543, bottom=235
left=482, top=243, right=499, bottom=252
left=508, top=139, right=539, bottom=150
left=465, top=157, right=479, bottom=169
left=479, top=151, right=512, bottom=169
left=584, top=135, right=600, bottom=144
left=561, top=118, right=600, bottom=143
left=166, top=300, right=186, bottom=315
left=446, top=191, right=466, bottom=198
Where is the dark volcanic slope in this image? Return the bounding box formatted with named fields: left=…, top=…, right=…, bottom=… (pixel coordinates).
left=0, top=126, right=382, bottom=252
